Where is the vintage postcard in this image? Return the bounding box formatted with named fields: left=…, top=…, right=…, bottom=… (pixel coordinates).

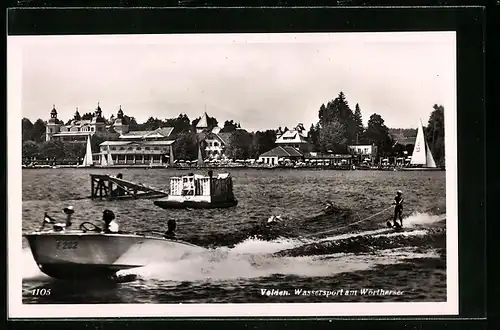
left=8, top=31, right=458, bottom=318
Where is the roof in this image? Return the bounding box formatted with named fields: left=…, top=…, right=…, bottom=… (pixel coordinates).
left=52, top=132, right=92, bottom=137
left=196, top=112, right=209, bottom=128
left=216, top=132, right=232, bottom=146
left=119, top=127, right=174, bottom=139
left=275, top=129, right=309, bottom=144
left=259, top=146, right=304, bottom=158
left=390, top=132, right=417, bottom=146
left=100, top=140, right=175, bottom=146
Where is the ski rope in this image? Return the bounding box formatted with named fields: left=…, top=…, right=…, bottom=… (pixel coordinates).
left=303, top=205, right=394, bottom=238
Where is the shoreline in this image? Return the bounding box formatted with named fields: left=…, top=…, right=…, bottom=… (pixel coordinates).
left=22, top=165, right=445, bottom=171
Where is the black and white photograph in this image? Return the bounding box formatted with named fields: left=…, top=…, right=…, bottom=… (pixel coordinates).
left=8, top=32, right=458, bottom=317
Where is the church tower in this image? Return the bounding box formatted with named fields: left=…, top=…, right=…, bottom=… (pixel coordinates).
left=113, top=105, right=129, bottom=135
left=91, top=102, right=106, bottom=134
left=45, top=105, right=61, bottom=141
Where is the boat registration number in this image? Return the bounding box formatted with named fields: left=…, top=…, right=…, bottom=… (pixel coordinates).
left=56, top=240, right=78, bottom=250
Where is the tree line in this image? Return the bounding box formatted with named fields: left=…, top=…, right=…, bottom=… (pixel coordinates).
left=22, top=94, right=445, bottom=165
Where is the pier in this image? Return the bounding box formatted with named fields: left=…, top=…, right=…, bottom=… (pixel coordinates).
left=90, top=174, right=168, bottom=200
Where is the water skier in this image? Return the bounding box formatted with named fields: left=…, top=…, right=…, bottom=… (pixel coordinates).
left=393, top=190, right=404, bottom=228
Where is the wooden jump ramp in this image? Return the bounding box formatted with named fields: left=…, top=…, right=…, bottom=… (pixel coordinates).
left=90, top=174, right=168, bottom=200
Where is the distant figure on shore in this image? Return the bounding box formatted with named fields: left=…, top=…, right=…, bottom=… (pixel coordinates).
left=116, top=173, right=123, bottom=179
left=392, top=190, right=404, bottom=227
left=163, top=220, right=177, bottom=239
left=102, top=209, right=119, bottom=233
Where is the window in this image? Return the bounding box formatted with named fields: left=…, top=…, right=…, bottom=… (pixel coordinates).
left=154, top=147, right=159, bottom=150
left=214, top=142, right=219, bottom=147
left=145, top=147, right=150, bottom=151
left=119, top=147, right=125, bottom=150
left=128, top=147, right=133, bottom=150
left=111, top=147, right=116, bottom=151
left=136, top=147, right=142, bottom=151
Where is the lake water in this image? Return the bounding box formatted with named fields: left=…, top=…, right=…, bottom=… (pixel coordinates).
left=21, top=168, right=447, bottom=304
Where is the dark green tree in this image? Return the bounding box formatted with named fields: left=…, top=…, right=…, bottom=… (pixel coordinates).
left=250, top=130, right=277, bottom=157
left=318, top=119, right=347, bottom=153
left=142, top=117, right=163, bottom=131
left=226, top=129, right=253, bottom=160
left=353, top=103, right=364, bottom=144
left=425, top=104, right=445, bottom=165
left=81, top=112, right=93, bottom=121
left=22, top=140, right=39, bottom=159
left=22, top=118, right=34, bottom=141
left=173, top=132, right=198, bottom=160
left=32, top=119, right=47, bottom=143
left=39, top=140, right=66, bottom=160
left=220, top=120, right=239, bottom=133
left=123, top=115, right=139, bottom=130
left=307, top=123, right=320, bottom=151
left=318, top=91, right=357, bottom=144
left=364, top=113, right=393, bottom=156
left=165, top=114, right=192, bottom=134
left=63, top=142, right=86, bottom=160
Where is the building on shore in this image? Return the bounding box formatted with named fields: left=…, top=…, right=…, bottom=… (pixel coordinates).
left=99, top=109, right=175, bottom=166
left=347, top=144, right=379, bottom=164
left=258, top=146, right=303, bottom=165
left=274, top=123, right=313, bottom=153
left=196, top=112, right=232, bottom=161
left=45, top=103, right=119, bottom=142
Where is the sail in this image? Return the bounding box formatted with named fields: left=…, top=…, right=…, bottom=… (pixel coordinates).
left=82, top=136, right=93, bottom=166
left=101, top=151, right=108, bottom=166
left=197, top=144, right=204, bottom=166
left=425, top=140, right=437, bottom=168
left=410, top=119, right=437, bottom=167
left=107, top=145, right=114, bottom=166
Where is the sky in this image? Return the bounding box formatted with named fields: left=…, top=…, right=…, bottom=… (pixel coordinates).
left=14, top=32, right=456, bottom=132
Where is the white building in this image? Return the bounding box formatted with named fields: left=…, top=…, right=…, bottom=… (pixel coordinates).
left=275, top=123, right=312, bottom=153
left=46, top=103, right=117, bottom=142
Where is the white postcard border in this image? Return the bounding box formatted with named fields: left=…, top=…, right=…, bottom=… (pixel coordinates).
left=8, top=32, right=458, bottom=318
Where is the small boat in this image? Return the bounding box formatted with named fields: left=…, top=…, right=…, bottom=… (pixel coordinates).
left=153, top=172, right=238, bottom=210
left=24, top=214, right=205, bottom=280
left=402, top=119, right=443, bottom=171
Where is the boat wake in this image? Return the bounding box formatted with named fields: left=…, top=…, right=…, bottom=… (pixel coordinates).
left=22, top=212, right=445, bottom=285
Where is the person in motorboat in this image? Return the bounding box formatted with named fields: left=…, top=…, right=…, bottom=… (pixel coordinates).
left=163, top=219, right=177, bottom=239
left=392, top=190, right=404, bottom=228
left=44, top=206, right=75, bottom=231
left=102, top=209, right=120, bottom=233
left=63, top=205, right=74, bottom=228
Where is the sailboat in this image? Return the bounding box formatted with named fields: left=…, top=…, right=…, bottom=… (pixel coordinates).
left=80, top=135, right=94, bottom=167
left=107, top=144, right=114, bottom=166
left=402, top=119, right=442, bottom=171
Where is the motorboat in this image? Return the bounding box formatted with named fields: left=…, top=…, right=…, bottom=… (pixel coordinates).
left=24, top=213, right=205, bottom=280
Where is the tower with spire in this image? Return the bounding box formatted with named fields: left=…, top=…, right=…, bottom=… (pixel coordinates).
left=91, top=102, right=106, bottom=133
left=113, top=105, right=129, bottom=135
left=46, top=105, right=61, bottom=141
left=196, top=112, right=210, bottom=133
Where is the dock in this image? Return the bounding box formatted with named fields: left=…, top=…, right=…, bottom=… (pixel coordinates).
left=90, top=174, right=168, bottom=200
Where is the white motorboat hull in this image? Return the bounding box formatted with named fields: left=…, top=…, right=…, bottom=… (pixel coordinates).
left=24, top=231, right=205, bottom=279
